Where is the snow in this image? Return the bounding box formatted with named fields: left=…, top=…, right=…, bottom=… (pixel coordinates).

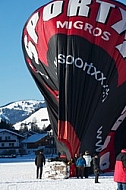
left=0, top=114, right=10, bottom=123
left=14, top=107, right=50, bottom=131
left=22, top=133, right=48, bottom=143
left=0, top=100, right=47, bottom=125
left=0, top=100, right=44, bottom=110
left=0, top=156, right=117, bottom=190
left=0, top=129, right=24, bottom=138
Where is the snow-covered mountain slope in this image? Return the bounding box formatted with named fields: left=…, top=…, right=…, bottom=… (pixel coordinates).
left=0, top=100, right=46, bottom=124
left=0, top=114, right=10, bottom=124
left=14, top=107, right=50, bottom=131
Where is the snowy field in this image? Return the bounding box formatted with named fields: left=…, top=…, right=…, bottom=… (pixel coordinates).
left=0, top=157, right=117, bottom=190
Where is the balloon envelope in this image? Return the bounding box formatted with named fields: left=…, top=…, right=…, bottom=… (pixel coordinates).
left=22, top=0, right=126, bottom=172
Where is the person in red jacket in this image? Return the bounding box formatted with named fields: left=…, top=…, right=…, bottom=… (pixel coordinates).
left=114, top=149, right=126, bottom=190
left=67, top=158, right=76, bottom=177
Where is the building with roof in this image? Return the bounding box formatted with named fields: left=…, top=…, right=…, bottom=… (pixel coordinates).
left=21, top=132, right=57, bottom=155
left=0, top=129, right=57, bottom=157
left=0, top=129, right=24, bottom=155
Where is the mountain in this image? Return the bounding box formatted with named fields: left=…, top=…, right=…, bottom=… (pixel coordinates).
left=0, top=100, right=48, bottom=125
left=14, top=107, right=50, bottom=131
left=0, top=114, right=10, bottom=124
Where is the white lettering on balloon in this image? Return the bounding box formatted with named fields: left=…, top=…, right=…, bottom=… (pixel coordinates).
left=100, top=106, right=126, bottom=170
left=43, top=0, right=126, bottom=58
left=23, top=0, right=126, bottom=74
left=55, top=54, right=109, bottom=102
left=57, top=21, right=111, bottom=41
left=95, top=126, right=103, bottom=152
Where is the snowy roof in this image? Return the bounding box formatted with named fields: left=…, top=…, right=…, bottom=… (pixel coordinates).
left=22, top=133, right=48, bottom=143
left=0, top=129, right=24, bottom=138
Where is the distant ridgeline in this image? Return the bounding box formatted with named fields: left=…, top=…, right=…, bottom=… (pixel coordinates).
left=0, top=100, right=46, bottom=124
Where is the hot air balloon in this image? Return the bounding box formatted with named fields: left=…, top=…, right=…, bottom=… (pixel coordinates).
left=22, top=0, right=126, bottom=172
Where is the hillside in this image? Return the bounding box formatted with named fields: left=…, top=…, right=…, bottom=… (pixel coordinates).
left=0, top=100, right=50, bottom=132
left=14, top=107, right=50, bottom=131
left=0, top=100, right=46, bottom=125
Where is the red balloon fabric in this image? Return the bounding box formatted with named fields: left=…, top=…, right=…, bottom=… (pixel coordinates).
left=22, top=0, right=126, bottom=172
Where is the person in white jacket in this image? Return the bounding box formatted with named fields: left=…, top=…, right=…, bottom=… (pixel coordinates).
left=83, top=150, right=92, bottom=178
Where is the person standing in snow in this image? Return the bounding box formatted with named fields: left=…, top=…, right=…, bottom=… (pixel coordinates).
left=73, top=153, right=79, bottom=163
left=73, top=153, right=79, bottom=177
left=114, top=148, right=126, bottom=190
left=92, top=153, right=100, bottom=183
left=35, top=150, right=45, bottom=179
left=83, top=150, right=92, bottom=178
left=67, top=158, right=76, bottom=177
left=76, top=153, right=86, bottom=179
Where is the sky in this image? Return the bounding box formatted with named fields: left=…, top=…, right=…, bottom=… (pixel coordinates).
left=0, top=0, right=126, bottom=107
left=0, top=0, right=49, bottom=107
left=0, top=159, right=117, bottom=190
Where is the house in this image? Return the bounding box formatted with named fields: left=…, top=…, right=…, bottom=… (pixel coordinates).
left=21, top=132, right=57, bottom=155
left=0, top=129, right=57, bottom=156
left=0, top=129, right=24, bottom=155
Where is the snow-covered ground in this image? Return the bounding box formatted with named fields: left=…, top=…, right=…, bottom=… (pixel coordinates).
left=0, top=156, right=117, bottom=190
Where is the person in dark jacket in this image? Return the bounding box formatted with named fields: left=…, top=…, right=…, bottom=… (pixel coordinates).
left=73, top=153, right=79, bottom=163
left=35, top=150, right=46, bottom=179
left=92, top=153, right=100, bottom=183
left=114, top=149, right=126, bottom=190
